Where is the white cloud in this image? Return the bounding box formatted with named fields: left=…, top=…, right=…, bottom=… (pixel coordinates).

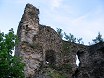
left=6, top=0, right=103, bottom=45
left=51, top=0, right=63, bottom=8
left=45, top=6, right=104, bottom=45
left=43, top=0, right=63, bottom=9
left=72, top=15, right=88, bottom=26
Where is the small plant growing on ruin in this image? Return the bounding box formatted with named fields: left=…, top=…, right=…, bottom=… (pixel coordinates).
left=46, top=68, right=66, bottom=78
left=62, top=42, right=70, bottom=54
left=64, top=32, right=76, bottom=43
left=56, top=28, right=63, bottom=38
left=92, top=32, right=103, bottom=44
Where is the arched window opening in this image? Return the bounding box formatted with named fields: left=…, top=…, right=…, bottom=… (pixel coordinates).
left=45, top=50, right=56, bottom=66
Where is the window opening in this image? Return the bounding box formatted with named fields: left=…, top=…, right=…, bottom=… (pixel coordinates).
left=45, top=50, right=56, bottom=66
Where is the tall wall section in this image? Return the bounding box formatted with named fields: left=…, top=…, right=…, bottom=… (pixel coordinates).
left=15, top=3, right=63, bottom=78
left=15, top=3, right=104, bottom=78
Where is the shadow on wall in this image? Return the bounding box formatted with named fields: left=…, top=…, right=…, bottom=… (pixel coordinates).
left=45, top=50, right=56, bottom=66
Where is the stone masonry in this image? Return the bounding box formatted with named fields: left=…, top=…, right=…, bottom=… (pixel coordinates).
left=15, top=4, right=104, bottom=78
left=16, top=4, right=62, bottom=78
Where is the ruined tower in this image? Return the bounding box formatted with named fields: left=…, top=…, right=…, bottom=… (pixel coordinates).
left=16, top=4, right=63, bottom=78
left=17, top=4, right=39, bottom=44
left=16, top=4, right=40, bottom=77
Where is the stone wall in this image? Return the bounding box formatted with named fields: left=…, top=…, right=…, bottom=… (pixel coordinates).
left=75, top=42, right=104, bottom=78
left=16, top=4, right=63, bottom=78
left=16, top=3, right=41, bottom=78
left=15, top=3, right=104, bottom=78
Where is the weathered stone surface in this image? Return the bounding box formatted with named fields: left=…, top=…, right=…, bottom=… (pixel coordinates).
left=74, top=42, right=104, bottom=78
left=17, top=3, right=39, bottom=44
left=15, top=3, right=104, bottom=78
left=61, top=41, right=88, bottom=78
left=16, top=3, right=63, bottom=78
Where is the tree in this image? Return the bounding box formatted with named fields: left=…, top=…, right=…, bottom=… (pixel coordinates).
left=56, top=28, right=63, bottom=38
left=64, top=32, right=76, bottom=43
left=56, top=28, right=84, bottom=44
left=0, top=28, right=25, bottom=78
left=92, top=32, right=103, bottom=44
left=77, top=38, right=83, bottom=44
left=64, top=32, right=84, bottom=44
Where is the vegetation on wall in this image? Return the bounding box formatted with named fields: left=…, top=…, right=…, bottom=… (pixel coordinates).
left=64, top=32, right=76, bottom=43
left=43, top=49, right=71, bottom=78
left=42, top=67, right=66, bottom=78
left=56, top=28, right=63, bottom=38
left=1, top=28, right=103, bottom=78
left=0, top=28, right=25, bottom=78
left=62, top=42, right=70, bottom=54
left=42, top=63, right=72, bottom=78
left=56, top=28, right=84, bottom=44
left=57, top=28, right=104, bottom=45
left=92, top=32, right=104, bottom=44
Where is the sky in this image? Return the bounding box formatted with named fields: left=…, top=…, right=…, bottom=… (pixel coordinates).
left=0, top=0, right=104, bottom=45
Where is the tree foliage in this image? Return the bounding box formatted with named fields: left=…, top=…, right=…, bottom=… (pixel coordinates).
left=0, top=28, right=25, bottom=78
left=92, top=32, right=103, bottom=44
left=56, top=28, right=83, bottom=44
left=64, top=32, right=83, bottom=44
left=64, top=32, right=76, bottom=43
left=56, top=28, right=63, bottom=38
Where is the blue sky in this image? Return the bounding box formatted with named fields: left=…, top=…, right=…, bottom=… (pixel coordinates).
left=0, top=0, right=104, bottom=45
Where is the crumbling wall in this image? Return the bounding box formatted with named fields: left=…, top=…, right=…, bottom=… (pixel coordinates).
left=16, top=4, right=63, bottom=78
left=62, top=41, right=88, bottom=78
left=15, top=3, right=104, bottom=78
left=15, top=3, right=41, bottom=78
left=75, top=42, right=104, bottom=78
left=38, top=25, right=63, bottom=67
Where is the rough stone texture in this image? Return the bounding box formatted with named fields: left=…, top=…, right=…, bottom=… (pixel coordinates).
left=74, top=42, right=104, bottom=78
left=15, top=3, right=104, bottom=78
left=17, top=4, right=39, bottom=44
left=62, top=41, right=88, bottom=78
left=16, top=3, right=62, bottom=78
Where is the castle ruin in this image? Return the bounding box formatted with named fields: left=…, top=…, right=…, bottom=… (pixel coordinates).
left=15, top=4, right=104, bottom=78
